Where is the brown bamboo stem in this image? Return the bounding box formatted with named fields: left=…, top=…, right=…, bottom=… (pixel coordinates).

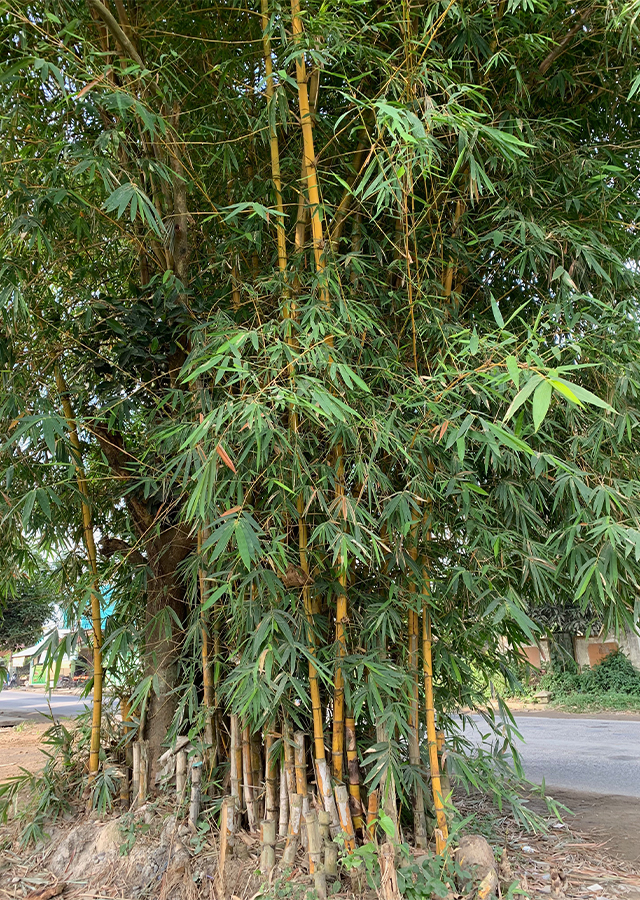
left=55, top=365, right=102, bottom=780
left=265, top=728, right=279, bottom=822
left=294, top=730, right=308, bottom=797
left=283, top=720, right=296, bottom=797
left=345, top=715, right=364, bottom=833
left=230, top=714, right=242, bottom=803
left=251, top=731, right=263, bottom=820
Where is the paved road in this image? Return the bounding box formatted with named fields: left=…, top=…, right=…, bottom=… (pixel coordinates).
left=0, top=689, right=90, bottom=723
left=471, top=715, right=640, bottom=799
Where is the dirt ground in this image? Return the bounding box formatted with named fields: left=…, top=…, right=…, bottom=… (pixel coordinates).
left=0, top=721, right=50, bottom=781
left=527, top=788, right=640, bottom=867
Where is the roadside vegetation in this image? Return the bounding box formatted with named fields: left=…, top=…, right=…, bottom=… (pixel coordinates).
left=540, top=652, right=640, bottom=714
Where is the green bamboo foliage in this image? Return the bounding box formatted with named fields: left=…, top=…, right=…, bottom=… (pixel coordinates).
left=1, top=0, right=640, bottom=843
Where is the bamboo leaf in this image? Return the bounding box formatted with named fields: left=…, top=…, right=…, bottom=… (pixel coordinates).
left=532, top=379, right=552, bottom=432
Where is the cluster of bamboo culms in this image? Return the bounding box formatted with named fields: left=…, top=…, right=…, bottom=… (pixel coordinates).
left=110, top=0, right=449, bottom=863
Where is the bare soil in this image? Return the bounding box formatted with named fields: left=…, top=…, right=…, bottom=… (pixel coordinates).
left=0, top=721, right=49, bottom=781
left=527, top=788, right=640, bottom=867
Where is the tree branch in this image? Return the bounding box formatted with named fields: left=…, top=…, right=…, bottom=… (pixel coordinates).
left=100, top=537, right=148, bottom=568
left=539, top=9, right=591, bottom=76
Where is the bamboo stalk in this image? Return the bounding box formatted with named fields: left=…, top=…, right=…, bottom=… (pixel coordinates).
left=290, top=0, right=328, bottom=308
left=294, top=730, right=308, bottom=797
left=283, top=720, right=296, bottom=796
left=305, top=809, right=322, bottom=874
left=260, top=819, right=277, bottom=874
left=278, top=759, right=289, bottom=838
left=306, top=810, right=327, bottom=898
left=260, top=0, right=287, bottom=286
left=251, top=731, right=263, bottom=820
left=334, top=783, right=355, bottom=852
left=422, top=604, right=448, bottom=852
left=189, top=755, right=203, bottom=829
left=242, top=724, right=258, bottom=830
left=324, top=840, right=338, bottom=877
left=219, top=797, right=232, bottom=887
left=54, top=365, right=103, bottom=781
left=176, top=749, right=188, bottom=797
left=344, top=715, right=364, bottom=833
left=318, top=809, right=331, bottom=842
left=283, top=792, right=303, bottom=866
left=132, top=741, right=140, bottom=804
left=408, top=593, right=427, bottom=846
left=443, top=199, right=463, bottom=300
left=366, top=789, right=378, bottom=842
left=265, top=728, right=279, bottom=822
left=197, top=528, right=215, bottom=769
left=230, top=714, right=242, bottom=803
left=138, top=739, right=149, bottom=804
left=331, top=448, right=348, bottom=782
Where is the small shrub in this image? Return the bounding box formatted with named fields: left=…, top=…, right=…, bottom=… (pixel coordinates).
left=540, top=650, right=640, bottom=705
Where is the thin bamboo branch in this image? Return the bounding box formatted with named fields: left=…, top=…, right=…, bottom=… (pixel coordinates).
left=54, top=365, right=102, bottom=780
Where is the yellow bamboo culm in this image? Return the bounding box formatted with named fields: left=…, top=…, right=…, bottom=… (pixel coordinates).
left=55, top=365, right=102, bottom=780
left=297, top=496, right=340, bottom=826
left=331, top=445, right=348, bottom=781
left=422, top=602, right=448, bottom=853
left=408, top=513, right=428, bottom=846
left=290, top=0, right=348, bottom=787
left=290, top=0, right=329, bottom=312
left=297, top=495, right=324, bottom=763
left=260, top=0, right=287, bottom=286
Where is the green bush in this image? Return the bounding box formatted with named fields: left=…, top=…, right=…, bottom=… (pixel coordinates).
left=541, top=651, right=640, bottom=698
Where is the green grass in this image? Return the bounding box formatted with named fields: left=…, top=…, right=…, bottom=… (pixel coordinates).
left=549, top=691, right=640, bottom=713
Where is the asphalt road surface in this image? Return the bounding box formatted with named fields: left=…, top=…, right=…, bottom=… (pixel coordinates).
left=471, top=714, right=640, bottom=799
left=0, top=689, right=90, bottom=723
